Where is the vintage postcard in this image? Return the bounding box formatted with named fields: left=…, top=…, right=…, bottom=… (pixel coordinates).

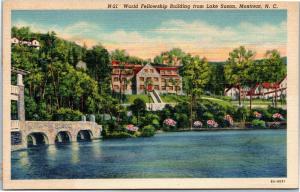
left=2, top=0, right=299, bottom=189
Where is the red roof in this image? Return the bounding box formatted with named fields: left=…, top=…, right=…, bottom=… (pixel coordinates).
left=111, top=60, right=180, bottom=75
left=261, top=82, right=280, bottom=89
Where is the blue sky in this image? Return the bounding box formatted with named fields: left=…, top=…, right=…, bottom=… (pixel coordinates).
left=12, top=10, right=287, bottom=61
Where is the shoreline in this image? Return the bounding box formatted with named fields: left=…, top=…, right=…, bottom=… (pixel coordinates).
left=175, top=127, right=286, bottom=132
left=11, top=127, right=285, bottom=152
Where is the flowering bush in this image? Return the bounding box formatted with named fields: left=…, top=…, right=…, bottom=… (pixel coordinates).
left=272, top=113, right=284, bottom=120
left=207, top=120, right=218, bottom=128
left=163, top=118, right=177, bottom=127
left=125, top=124, right=139, bottom=132
left=224, top=114, right=233, bottom=126
left=253, top=111, right=262, bottom=119
left=193, top=121, right=203, bottom=128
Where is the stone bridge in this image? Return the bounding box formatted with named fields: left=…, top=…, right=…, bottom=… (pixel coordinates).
left=12, top=121, right=102, bottom=149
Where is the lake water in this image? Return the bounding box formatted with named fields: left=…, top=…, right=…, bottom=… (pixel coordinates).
left=11, top=129, right=286, bottom=179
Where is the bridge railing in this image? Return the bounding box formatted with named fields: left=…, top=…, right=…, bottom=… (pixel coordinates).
left=11, top=85, right=19, bottom=95
left=11, top=120, right=20, bottom=131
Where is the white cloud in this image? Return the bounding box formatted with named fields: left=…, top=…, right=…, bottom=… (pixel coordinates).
left=13, top=19, right=286, bottom=61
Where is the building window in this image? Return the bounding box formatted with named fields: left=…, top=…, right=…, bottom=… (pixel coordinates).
left=150, top=69, right=154, bottom=73
left=113, top=85, right=119, bottom=89
left=113, top=69, right=119, bottom=74
left=144, top=69, right=148, bottom=73
left=154, top=77, right=159, bottom=82
left=140, top=85, right=144, bottom=90
left=154, top=85, right=159, bottom=90
left=167, top=70, right=171, bottom=75
left=162, top=86, right=166, bottom=90
left=122, top=78, right=127, bottom=82
left=161, top=71, right=165, bottom=75
left=168, top=86, right=173, bottom=91
left=176, top=86, right=181, bottom=91
left=113, top=77, right=119, bottom=82
left=139, top=77, right=144, bottom=81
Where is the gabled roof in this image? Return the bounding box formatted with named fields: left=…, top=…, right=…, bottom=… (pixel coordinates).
left=136, top=63, right=160, bottom=76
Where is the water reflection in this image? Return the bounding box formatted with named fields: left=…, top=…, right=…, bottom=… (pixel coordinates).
left=18, top=151, right=29, bottom=167
left=91, top=140, right=101, bottom=158
left=47, top=145, right=57, bottom=159
left=71, top=142, right=80, bottom=164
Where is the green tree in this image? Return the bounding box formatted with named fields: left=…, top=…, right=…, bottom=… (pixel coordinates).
left=154, top=48, right=186, bottom=66
left=224, top=46, right=255, bottom=106
left=262, top=50, right=286, bottom=107
left=182, top=55, right=211, bottom=129
left=129, top=98, right=146, bottom=125
left=85, top=44, right=111, bottom=94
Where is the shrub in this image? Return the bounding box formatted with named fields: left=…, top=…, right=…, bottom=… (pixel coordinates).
left=174, top=113, right=189, bottom=128
left=234, top=106, right=250, bottom=121
left=53, top=108, right=83, bottom=121
left=130, top=98, right=146, bottom=116
left=251, top=108, right=272, bottom=121
left=141, top=125, right=156, bottom=137
left=224, top=114, right=233, bottom=127
left=105, top=131, right=134, bottom=138
left=141, top=113, right=160, bottom=129
left=251, top=119, right=266, bottom=128
left=202, top=112, right=214, bottom=121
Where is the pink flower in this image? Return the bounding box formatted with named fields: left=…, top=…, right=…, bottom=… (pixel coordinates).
left=163, top=118, right=177, bottom=127
left=193, top=121, right=203, bottom=128
left=272, top=113, right=284, bottom=120
left=126, top=124, right=139, bottom=131
left=207, top=120, right=218, bottom=128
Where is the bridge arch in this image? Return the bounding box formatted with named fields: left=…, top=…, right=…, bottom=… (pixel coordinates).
left=77, top=130, right=92, bottom=142
left=55, top=131, right=72, bottom=144
left=26, top=132, right=49, bottom=147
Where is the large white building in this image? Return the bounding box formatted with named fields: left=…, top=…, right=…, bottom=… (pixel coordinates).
left=111, top=61, right=183, bottom=95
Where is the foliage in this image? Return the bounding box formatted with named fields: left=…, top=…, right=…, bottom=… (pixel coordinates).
left=53, top=108, right=83, bottom=121
left=105, top=131, right=135, bottom=138
left=11, top=27, right=116, bottom=121
left=251, top=119, right=266, bottom=128
left=224, top=114, right=234, bottom=126
left=85, top=45, right=111, bottom=94
left=174, top=113, right=189, bottom=128
left=233, top=106, right=250, bottom=122
left=111, top=49, right=146, bottom=64
left=181, top=55, right=211, bottom=128
left=141, top=125, right=156, bottom=137
left=140, top=113, right=160, bottom=129
left=224, top=46, right=255, bottom=106
left=130, top=98, right=146, bottom=114
left=154, top=48, right=186, bottom=66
